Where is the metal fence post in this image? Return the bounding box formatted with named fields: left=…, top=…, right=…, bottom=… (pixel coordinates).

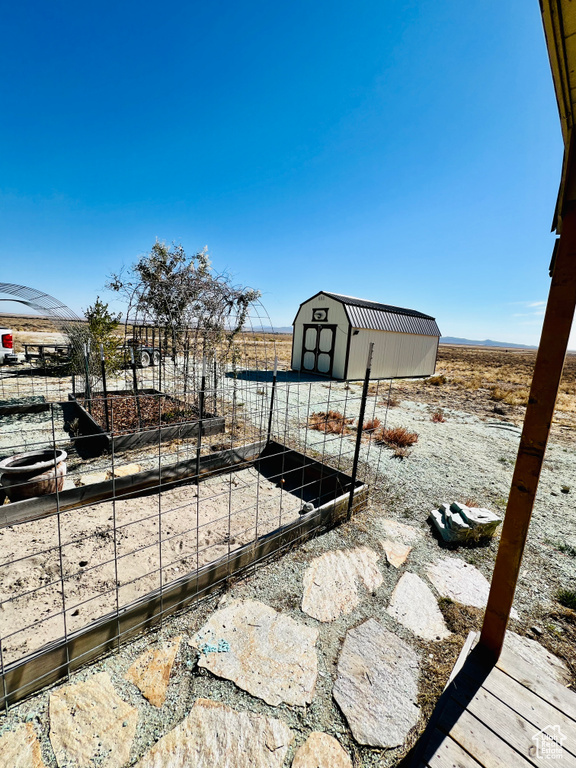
left=267, top=356, right=278, bottom=444
left=347, top=342, right=373, bottom=520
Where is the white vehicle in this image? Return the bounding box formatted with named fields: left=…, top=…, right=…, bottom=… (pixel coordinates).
left=0, top=329, right=18, bottom=364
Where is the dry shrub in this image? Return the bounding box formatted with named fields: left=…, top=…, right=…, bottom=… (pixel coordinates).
left=308, top=410, right=354, bottom=435
left=431, top=409, right=446, bottom=423
left=426, top=374, right=446, bottom=386
left=362, top=418, right=382, bottom=433
left=375, top=425, right=418, bottom=448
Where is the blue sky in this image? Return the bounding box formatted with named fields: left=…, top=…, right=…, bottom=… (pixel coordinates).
left=0, top=1, right=570, bottom=346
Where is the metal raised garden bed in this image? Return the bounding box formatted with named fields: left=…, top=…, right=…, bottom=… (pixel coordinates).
left=0, top=440, right=367, bottom=706
left=67, top=388, right=225, bottom=455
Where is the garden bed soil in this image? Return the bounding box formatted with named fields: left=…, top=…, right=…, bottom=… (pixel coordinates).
left=78, top=391, right=201, bottom=433
left=68, top=389, right=226, bottom=455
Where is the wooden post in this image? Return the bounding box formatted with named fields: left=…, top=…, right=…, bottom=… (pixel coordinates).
left=480, top=204, right=576, bottom=659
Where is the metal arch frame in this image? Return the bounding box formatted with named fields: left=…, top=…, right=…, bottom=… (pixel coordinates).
left=0, top=283, right=82, bottom=323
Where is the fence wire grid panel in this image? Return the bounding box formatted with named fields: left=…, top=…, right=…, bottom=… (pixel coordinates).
left=0, top=340, right=399, bottom=707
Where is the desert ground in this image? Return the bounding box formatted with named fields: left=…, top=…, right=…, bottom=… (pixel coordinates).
left=0, top=317, right=575, bottom=766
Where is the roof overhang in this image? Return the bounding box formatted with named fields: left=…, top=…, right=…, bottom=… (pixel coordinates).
left=541, top=0, right=576, bottom=231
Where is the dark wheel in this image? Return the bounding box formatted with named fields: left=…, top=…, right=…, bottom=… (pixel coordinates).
left=140, top=350, right=151, bottom=368
left=152, top=350, right=161, bottom=366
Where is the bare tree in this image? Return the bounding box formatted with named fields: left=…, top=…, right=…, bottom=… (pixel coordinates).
left=108, top=240, right=260, bottom=390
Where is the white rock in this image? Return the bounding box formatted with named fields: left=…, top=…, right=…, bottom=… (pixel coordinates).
left=49, top=672, right=138, bottom=768
left=0, top=722, right=46, bottom=768
left=333, top=618, right=420, bottom=747
left=292, top=732, right=352, bottom=768
left=301, top=547, right=383, bottom=622
left=135, top=698, right=293, bottom=768
left=189, top=599, right=318, bottom=707
left=387, top=572, right=450, bottom=641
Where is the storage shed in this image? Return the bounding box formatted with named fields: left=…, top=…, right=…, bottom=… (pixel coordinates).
left=291, top=291, right=441, bottom=380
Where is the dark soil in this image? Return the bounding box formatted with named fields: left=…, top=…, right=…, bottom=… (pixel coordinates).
left=79, top=392, right=200, bottom=433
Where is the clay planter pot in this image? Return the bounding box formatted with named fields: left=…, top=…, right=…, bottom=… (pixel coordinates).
left=0, top=449, right=67, bottom=502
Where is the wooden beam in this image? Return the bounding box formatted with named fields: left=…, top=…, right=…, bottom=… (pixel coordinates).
left=480, top=204, right=576, bottom=658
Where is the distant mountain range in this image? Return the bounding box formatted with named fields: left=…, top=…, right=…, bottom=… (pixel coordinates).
left=261, top=329, right=540, bottom=348
left=440, top=337, right=537, bottom=349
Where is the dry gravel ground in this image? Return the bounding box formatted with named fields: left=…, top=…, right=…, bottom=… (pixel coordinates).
left=0, top=339, right=574, bottom=767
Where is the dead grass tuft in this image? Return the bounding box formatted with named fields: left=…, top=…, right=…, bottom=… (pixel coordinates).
left=490, top=385, right=529, bottom=406
left=426, top=374, right=447, bottom=386
left=307, top=410, right=354, bottom=435
left=362, top=418, right=382, bottom=433
left=431, top=409, right=446, bottom=423
left=378, top=393, right=400, bottom=408
left=374, top=425, right=418, bottom=448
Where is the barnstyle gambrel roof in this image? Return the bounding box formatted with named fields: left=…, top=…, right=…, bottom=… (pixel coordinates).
left=295, top=291, right=441, bottom=337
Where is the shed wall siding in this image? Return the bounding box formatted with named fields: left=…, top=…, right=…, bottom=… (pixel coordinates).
left=346, top=329, right=438, bottom=379
left=291, top=295, right=349, bottom=377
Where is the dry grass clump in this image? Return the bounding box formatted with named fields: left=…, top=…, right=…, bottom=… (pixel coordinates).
left=379, top=393, right=400, bottom=408
left=374, top=425, right=418, bottom=449
left=307, top=410, right=354, bottom=435
left=490, top=386, right=529, bottom=407
left=431, top=409, right=446, bottom=423
left=426, top=374, right=446, bottom=386
left=451, top=373, right=482, bottom=391
left=362, top=418, right=382, bottom=433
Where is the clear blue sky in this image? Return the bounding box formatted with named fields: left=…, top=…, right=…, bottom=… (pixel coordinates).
left=0, top=0, right=570, bottom=346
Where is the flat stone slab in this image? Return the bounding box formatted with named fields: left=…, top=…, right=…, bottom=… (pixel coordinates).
left=0, top=723, right=46, bottom=768
left=301, top=546, right=383, bottom=622
left=387, top=572, right=450, bottom=641
left=125, top=636, right=181, bottom=706
left=135, top=698, right=293, bottom=768
left=426, top=556, right=519, bottom=618
left=378, top=518, right=422, bottom=544
left=333, top=618, right=420, bottom=747
left=77, top=471, right=108, bottom=486
left=189, top=599, right=318, bottom=706
left=292, top=732, right=353, bottom=768
left=381, top=540, right=412, bottom=568
left=112, top=462, right=142, bottom=478
left=49, top=672, right=138, bottom=768
left=504, top=631, right=570, bottom=685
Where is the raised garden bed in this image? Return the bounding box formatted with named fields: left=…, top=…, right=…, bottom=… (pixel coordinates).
left=67, top=388, right=225, bottom=455
left=0, top=440, right=367, bottom=705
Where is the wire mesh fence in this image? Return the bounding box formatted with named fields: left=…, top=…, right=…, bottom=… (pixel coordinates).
left=0, top=324, right=404, bottom=708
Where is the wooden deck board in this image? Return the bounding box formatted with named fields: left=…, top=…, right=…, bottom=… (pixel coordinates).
left=496, top=643, right=576, bottom=722
left=437, top=695, right=537, bottom=768
left=408, top=633, right=576, bottom=768
left=418, top=730, right=483, bottom=767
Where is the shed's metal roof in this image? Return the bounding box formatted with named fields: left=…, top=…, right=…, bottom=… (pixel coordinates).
left=322, top=292, right=441, bottom=336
